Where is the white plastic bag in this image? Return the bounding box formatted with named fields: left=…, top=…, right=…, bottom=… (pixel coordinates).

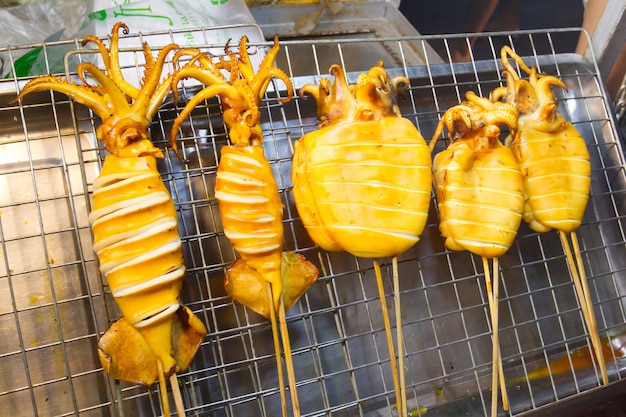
left=0, top=0, right=87, bottom=77
left=4, top=0, right=264, bottom=77
left=79, top=0, right=263, bottom=47
left=0, top=0, right=87, bottom=48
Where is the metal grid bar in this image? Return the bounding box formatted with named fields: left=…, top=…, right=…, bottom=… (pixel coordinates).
left=1, top=26, right=625, bottom=417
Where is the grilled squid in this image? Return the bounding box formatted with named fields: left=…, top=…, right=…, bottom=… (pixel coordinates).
left=493, top=46, right=591, bottom=234
left=15, top=23, right=207, bottom=416
left=292, top=62, right=431, bottom=417
left=170, top=36, right=317, bottom=417
left=169, top=35, right=319, bottom=313
left=430, top=91, right=524, bottom=258
left=491, top=46, right=606, bottom=386
left=292, top=62, right=432, bottom=258
left=430, top=90, right=522, bottom=416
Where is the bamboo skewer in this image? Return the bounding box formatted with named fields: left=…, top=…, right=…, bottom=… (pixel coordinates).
left=157, top=366, right=187, bottom=417
left=373, top=259, right=406, bottom=417
left=268, top=286, right=290, bottom=417
left=571, top=233, right=592, bottom=310
left=157, top=360, right=171, bottom=416
left=392, top=256, right=408, bottom=417
left=279, top=297, right=301, bottom=417
left=559, top=231, right=608, bottom=385
left=483, top=257, right=500, bottom=417
left=482, top=257, right=508, bottom=417
left=491, top=258, right=508, bottom=411
left=169, top=373, right=186, bottom=417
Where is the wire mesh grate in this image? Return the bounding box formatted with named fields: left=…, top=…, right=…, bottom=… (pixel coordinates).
left=1, top=26, right=625, bottom=417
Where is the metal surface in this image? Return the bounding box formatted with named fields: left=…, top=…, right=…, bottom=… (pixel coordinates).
left=247, top=0, right=444, bottom=68
left=615, top=72, right=626, bottom=138
left=1, top=26, right=626, bottom=417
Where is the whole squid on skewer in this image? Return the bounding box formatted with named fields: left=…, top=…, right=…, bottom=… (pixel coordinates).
left=291, top=62, right=433, bottom=417
left=429, top=90, right=522, bottom=417
left=14, top=23, right=207, bottom=417
left=491, top=46, right=606, bottom=385
left=169, top=36, right=318, bottom=417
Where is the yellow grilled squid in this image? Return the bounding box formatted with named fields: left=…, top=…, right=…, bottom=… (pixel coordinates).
left=292, top=62, right=432, bottom=258
left=431, top=91, right=524, bottom=257
left=493, top=46, right=591, bottom=233
left=15, top=23, right=206, bottom=393
left=169, top=35, right=317, bottom=417
left=490, top=45, right=606, bottom=386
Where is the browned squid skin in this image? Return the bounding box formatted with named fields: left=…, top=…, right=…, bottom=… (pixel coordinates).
left=170, top=36, right=318, bottom=312
left=15, top=22, right=207, bottom=385
left=292, top=62, right=432, bottom=259
left=225, top=252, right=319, bottom=320
left=493, top=46, right=591, bottom=233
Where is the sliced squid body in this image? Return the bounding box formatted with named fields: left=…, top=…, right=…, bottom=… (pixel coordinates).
left=215, top=145, right=285, bottom=305
left=292, top=63, right=432, bottom=259
left=507, top=113, right=591, bottom=234
left=495, top=46, right=592, bottom=233
left=89, top=143, right=206, bottom=382
left=434, top=126, right=525, bottom=258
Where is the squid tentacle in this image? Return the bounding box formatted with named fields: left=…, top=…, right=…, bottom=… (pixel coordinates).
left=135, top=43, right=179, bottom=118
left=224, top=50, right=245, bottom=84
left=465, top=91, right=518, bottom=135
left=501, top=45, right=533, bottom=81
left=78, top=62, right=132, bottom=114
left=301, top=64, right=358, bottom=127
left=106, top=22, right=142, bottom=99
left=169, top=83, right=243, bottom=155
left=141, top=42, right=157, bottom=83
left=81, top=34, right=112, bottom=72
left=429, top=104, right=474, bottom=152
left=16, top=75, right=112, bottom=120
left=489, top=85, right=508, bottom=103
left=535, top=75, right=568, bottom=104
left=251, top=67, right=293, bottom=103
left=172, top=67, right=231, bottom=93
left=235, top=83, right=261, bottom=127
left=255, top=35, right=282, bottom=81
left=173, top=48, right=208, bottom=69
left=235, top=36, right=253, bottom=71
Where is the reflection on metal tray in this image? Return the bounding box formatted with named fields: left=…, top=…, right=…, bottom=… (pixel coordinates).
left=247, top=0, right=443, bottom=70
left=1, top=27, right=626, bottom=417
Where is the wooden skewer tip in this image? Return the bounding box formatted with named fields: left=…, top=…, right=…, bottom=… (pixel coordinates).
left=373, top=259, right=403, bottom=416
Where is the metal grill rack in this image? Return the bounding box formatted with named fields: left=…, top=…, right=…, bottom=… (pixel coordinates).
left=1, top=26, right=626, bottom=417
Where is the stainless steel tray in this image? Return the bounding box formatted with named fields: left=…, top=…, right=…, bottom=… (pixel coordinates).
left=1, top=26, right=625, bottom=417
left=246, top=0, right=442, bottom=67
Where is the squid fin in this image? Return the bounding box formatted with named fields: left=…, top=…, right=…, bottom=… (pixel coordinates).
left=98, top=305, right=207, bottom=386
left=224, top=251, right=319, bottom=320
